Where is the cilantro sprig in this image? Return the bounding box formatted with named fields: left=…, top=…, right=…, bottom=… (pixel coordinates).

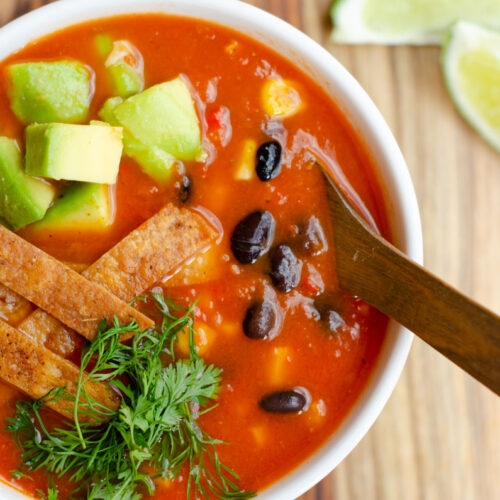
left=6, top=293, right=254, bottom=500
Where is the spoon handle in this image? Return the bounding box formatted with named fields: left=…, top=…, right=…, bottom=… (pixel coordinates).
left=326, top=175, right=500, bottom=395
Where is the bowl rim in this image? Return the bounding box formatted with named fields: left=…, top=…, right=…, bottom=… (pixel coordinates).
left=0, top=1, right=423, bottom=499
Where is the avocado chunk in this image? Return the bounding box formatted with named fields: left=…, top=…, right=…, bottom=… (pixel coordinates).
left=113, top=77, right=203, bottom=160
left=99, top=77, right=203, bottom=183
left=122, top=141, right=176, bottom=183
left=95, top=34, right=114, bottom=58
left=99, top=98, right=175, bottom=182
left=7, top=61, right=92, bottom=124
left=25, top=122, right=123, bottom=184
left=98, top=96, right=123, bottom=125
left=0, top=137, right=56, bottom=230
left=28, top=183, right=114, bottom=234
left=95, top=35, right=144, bottom=97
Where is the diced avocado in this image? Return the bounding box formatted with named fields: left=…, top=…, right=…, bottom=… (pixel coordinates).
left=98, top=96, right=123, bottom=125
left=28, top=182, right=114, bottom=233
left=25, top=122, right=123, bottom=184
left=95, top=34, right=114, bottom=59
left=108, top=64, right=144, bottom=97
left=124, top=142, right=176, bottom=183
left=112, top=77, right=203, bottom=161
left=106, top=40, right=144, bottom=97
left=99, top=96, right=175, bottom=183
left=95, top=35, right=144, bottom=97
left=0, top=137, right=56, bottom=230
left=7, top=61, right=92, bottom=124
left=98, top=77, right=204, bottom=183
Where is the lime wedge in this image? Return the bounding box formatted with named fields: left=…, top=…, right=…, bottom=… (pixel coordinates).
left=331, top=0, right=500, bottom=45
left=442, top=22, right=500, bottom=152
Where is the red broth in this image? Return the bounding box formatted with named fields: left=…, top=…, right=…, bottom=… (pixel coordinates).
left=0, top=15, right=390, bottom=498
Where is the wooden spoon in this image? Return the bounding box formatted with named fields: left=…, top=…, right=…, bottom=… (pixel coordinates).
left=321, top=164, right=500, bottom=395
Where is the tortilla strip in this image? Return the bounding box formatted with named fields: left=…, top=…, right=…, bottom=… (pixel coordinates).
left=0, top=226, right=154, bottom=340
left=0, top=318, right=119, bottom=421
left=19, top=204, right=218, bottom=353
left=0, top=283, right=32, bottom=326
left=63, top=262, right=89, bottom=273
left=19, top=308, right=82, bottom=357
left=83, top=204, right=218, bottom=300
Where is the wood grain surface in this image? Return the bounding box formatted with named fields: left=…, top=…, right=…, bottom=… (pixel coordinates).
left=1, top=1, right=499, bottom=499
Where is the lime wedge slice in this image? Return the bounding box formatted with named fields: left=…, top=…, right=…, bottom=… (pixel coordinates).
left=442, top=22, right=500, bottom=152
left=331, top=0, right=500, bottom=45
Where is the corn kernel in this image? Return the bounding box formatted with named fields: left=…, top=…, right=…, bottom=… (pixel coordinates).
left=307, top=399, right=327, bottom=428
left=269, top=346, right=292, bottom=386
left=250, top=425, right=268, bottom=447
left=219, top=321, right=240, bottom=337
left=234, top=139, right=257, bottom=180
left=165, top=245, right=223, bottom=287
left=261, top=78, right=304, bottom=118
left=176, top=321, right=217, bottom=357
left=225, top=40, right=239, bottom=55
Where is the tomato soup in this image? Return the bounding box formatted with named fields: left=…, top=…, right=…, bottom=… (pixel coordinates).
left=0, top=14, right=389, bottom=499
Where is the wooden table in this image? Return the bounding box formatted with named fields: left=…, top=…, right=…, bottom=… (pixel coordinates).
left=2, top=1, right=499, bottom=499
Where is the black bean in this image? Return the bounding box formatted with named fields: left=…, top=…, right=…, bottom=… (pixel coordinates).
left=260, top=390, right=307, bottom=414
left=256, top=140, right=282, bottom=181
left=296, top=216, right=327, bottom=256
left=231, top=210, right=275, bottom=264
left=269, top=244, right=302, bottom=293
left=243, top=300, right=276, bottom=340
left=314, top=293, right=346, bottom=334
left=178, top=175, right=191, bottom=203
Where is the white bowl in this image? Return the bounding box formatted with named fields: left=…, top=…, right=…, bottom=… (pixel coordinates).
left=0, top=1, right=423, bottom=499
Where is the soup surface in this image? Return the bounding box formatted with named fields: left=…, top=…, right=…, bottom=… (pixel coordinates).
left=0, top=14, right=389, bottom=499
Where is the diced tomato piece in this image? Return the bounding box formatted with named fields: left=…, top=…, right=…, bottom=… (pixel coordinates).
left=206, top=106, right=232, bottom=146
left=123, top=53, right=137, bottom=66
left=206, top=109, right=221, bottom=129
left=301, top=263, right=324, bottom=295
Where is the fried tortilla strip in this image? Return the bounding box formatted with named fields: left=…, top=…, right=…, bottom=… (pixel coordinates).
left=83, top=204, right=218, bottom=300
left=63, top=262, right=89, bottom=273
left=0, top=319, right=119, bottom=421
left=0, top=283, right=32, bottom=326
left=0, top=226, right=154, bottom=341
left=19, top=204, right=218, bottom=353
left=20, top=308, right=83, bottom=357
